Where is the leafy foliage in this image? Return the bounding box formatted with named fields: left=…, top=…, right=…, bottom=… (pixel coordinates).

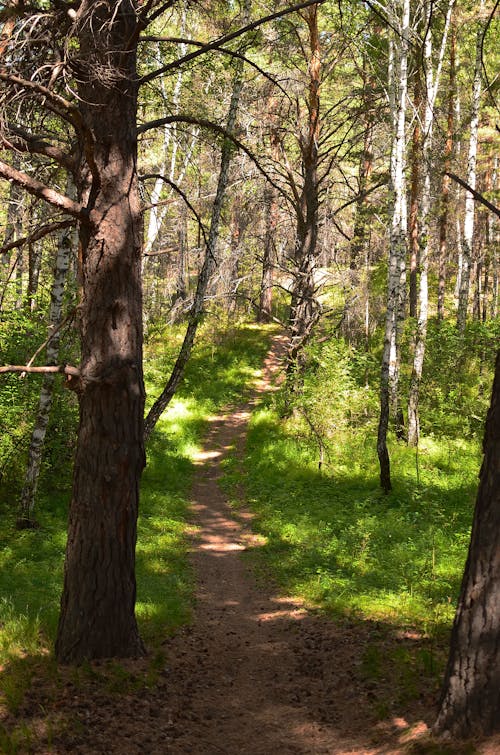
left=240, top=323, right=490, bottom=633
left=0, top=322, right=271, bottom=664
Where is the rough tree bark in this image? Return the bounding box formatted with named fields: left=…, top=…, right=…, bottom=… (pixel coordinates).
left=286, top=3, right=321, bottom=382
left=258, top=99, right=280, bottom=324
left=55, top=0, right=146, bottom=663
left=433, top=348, right=500, bottom=738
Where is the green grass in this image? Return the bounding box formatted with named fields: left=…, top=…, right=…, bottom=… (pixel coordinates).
left=231, top=320, right=493, bottom=641
left=241, top=404, right=479, bottom=635
left=0, top=321, right=272, bottom=669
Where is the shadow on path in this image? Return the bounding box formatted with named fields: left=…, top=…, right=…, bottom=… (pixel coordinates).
left=159, top=334, right=425, bottom=754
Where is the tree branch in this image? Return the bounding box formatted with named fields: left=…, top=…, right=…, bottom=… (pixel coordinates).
left=0, top=364, right=80, bottom=378
left=138, top=115, right=292, bottom=208
left=445, top=171, right=500, bottom=219
left=139, top=37, right=290, bottom=97
left=139, top=172, right=209, bottom=248
left=139, top=0, right=326, bottom=85
left=0, top=160, right=86, bottom=220
left=0, top=71, right=80, bottom=127
left=0, top=219, right=75, bottom=256
left=1, top=126, right=77, bottom=172
left=23, top=310, right=76, bottom=373
left=332, top=179, right=386, bottom=218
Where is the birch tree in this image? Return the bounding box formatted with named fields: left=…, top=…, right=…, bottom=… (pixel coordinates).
left=456, top=0, right=485, bottom=332
left=377, top=0, right=410, bottom=492
left=18, top=214, right=75, bottom=527
left=407, top=0, right=454, bottom=447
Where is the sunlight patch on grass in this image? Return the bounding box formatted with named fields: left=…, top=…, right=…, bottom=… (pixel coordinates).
left=242, top=404, right=478, bottom=636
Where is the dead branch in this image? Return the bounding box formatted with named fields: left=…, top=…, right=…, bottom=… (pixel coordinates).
left=0, top=160, right=85, bottom=220
left=0, top=219, right=75, bottom=256
left=0, top=364, right=80, bottom=378
left=23, top=310, right=77, bottom=373
left=445, top=171, right=500, bottom=218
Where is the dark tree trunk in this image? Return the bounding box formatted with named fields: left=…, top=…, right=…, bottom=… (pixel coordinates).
left=287, top=4, right=321, bottom=381
left=55, top=0, right=146, bottom=663
left=434, top=349, right=500, bottom=738
left=408, top=69, right=422, bottom=320
left=258, top=184, right=277, bottom=323
left=258, top=94, right=280, bottom=324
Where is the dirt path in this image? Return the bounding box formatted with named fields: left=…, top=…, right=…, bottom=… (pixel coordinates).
left=6, top=335, right=476, bottom=754
left=154, top=334, right=409, bottom=755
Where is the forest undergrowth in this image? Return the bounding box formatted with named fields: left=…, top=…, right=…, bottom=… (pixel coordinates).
left=0, top=322, right=270, bottom=669
left=0, top=313, right=498, bottom=742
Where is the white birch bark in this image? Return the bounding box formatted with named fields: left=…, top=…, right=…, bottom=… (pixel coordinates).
left=377, top=0, right=410, bottom=491
left=457, top=0, right=484, bottom=332
left=407, top=0, right=454, bottom=446
left=18, top=205, right=75, bottom=525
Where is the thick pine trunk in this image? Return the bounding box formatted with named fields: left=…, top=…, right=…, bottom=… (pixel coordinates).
left=434, top=349, right=500, bottom=738
left=55, top=0, right=145, bottom=663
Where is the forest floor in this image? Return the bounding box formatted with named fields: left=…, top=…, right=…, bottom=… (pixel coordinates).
left=3, top=334, right=500, bottom=754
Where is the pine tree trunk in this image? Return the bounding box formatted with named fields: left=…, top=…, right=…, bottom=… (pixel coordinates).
left=287, top=4, right=321, bottom=381
left=434, top=348, right=500, bottom=738
left=55, top=0, right=146, bottom=663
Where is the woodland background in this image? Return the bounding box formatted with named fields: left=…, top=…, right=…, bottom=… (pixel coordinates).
left=0, top=0, right=499, bottom=748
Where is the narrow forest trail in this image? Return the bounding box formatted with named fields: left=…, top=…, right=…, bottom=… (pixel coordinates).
left=5, top=335, right=471, bottom=754
left=155, top=334, right=416, bottom=755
